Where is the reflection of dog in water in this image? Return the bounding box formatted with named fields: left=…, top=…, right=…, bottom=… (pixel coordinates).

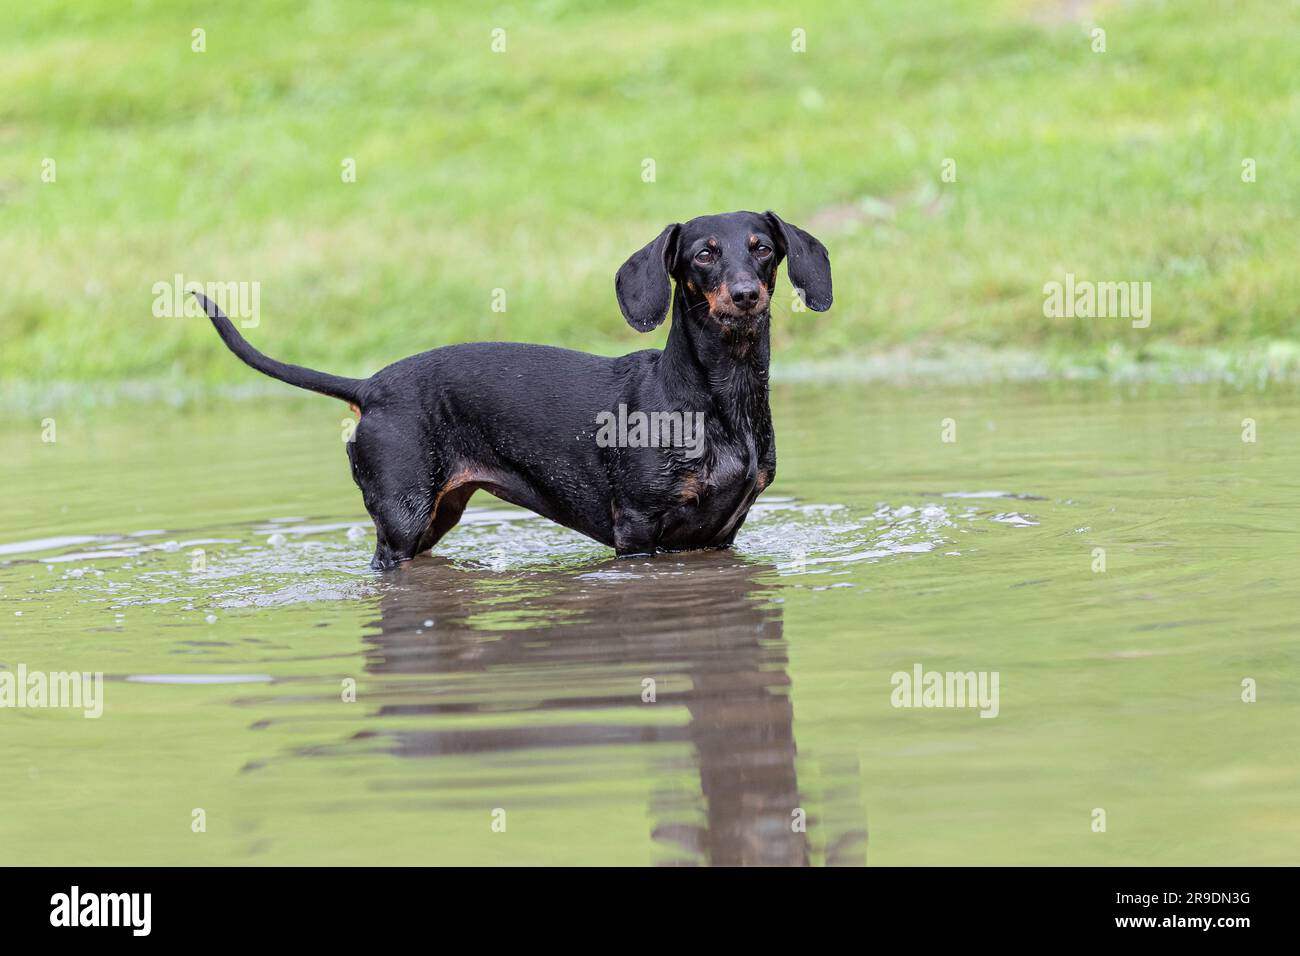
left=358, top=552, right=866, bottom=866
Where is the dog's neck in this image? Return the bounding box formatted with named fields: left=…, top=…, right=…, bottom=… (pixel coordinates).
left=659, top=285, right=772, bottom=438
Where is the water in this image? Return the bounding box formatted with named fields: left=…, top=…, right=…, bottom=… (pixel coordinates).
left=2, top=382, right=1297, bottom=865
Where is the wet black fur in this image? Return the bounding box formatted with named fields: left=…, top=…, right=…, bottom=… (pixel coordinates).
left=196, top=210, right=832, bottom=569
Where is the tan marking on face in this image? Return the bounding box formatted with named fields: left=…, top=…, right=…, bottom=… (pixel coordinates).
left=706, top=281, right=769, bottom=318
left=348, top=402, right=361, bottom=418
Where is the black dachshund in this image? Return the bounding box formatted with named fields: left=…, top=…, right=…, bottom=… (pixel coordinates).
left=197, top=210, right=831, bottom=569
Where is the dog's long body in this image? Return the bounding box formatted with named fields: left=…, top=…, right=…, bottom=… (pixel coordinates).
left=199, top=211, right=831, bottom=569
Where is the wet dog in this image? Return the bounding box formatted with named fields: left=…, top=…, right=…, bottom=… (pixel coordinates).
left=198, top=210, right=831, bottom=569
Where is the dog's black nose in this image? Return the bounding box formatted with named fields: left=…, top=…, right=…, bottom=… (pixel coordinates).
left=731, top=283, right=761, bottom=310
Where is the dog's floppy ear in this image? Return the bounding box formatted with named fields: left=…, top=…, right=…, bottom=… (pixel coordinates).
left=616, top=223, right=680, bottom=332
left=764, top=211, right=832, bottom=312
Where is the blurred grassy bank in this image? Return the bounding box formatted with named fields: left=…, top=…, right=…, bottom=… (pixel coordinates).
left=1, top=0, right=1296, bottom=394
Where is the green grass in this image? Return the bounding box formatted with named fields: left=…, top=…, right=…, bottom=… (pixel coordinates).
left=1, top=0, right=1297, bottom=388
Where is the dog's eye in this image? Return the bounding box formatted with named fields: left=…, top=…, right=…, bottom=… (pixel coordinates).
left=694, top=249, right=715, bottom=264
left=754, top=244, right=773, bottom=259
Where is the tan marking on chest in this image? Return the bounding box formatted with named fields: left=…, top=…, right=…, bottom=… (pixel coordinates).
left=680, top=472, right=703, bottom=503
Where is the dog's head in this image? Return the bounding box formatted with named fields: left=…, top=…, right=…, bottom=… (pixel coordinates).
left=615, top=210, right=832, bottom=333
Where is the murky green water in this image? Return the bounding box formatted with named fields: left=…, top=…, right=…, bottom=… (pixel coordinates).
left=2, top=382, right=1297, bottom=865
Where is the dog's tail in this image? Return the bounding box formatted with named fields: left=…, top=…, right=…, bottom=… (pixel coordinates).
left=194, top=291, right=365, bottom=406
